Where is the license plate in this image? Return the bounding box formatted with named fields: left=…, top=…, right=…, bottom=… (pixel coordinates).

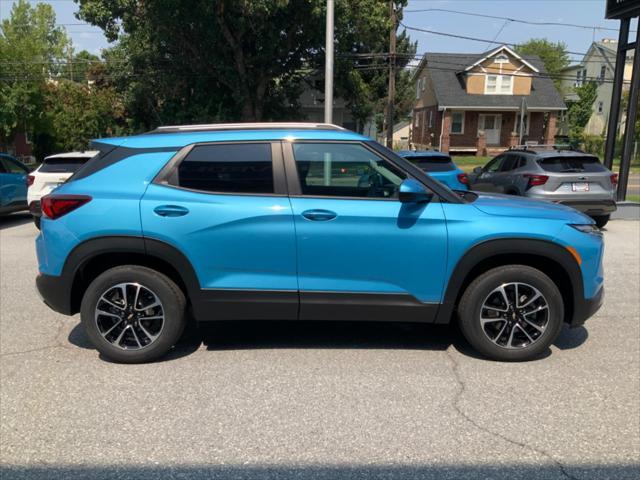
left=572, top=182, right=589, bottom=192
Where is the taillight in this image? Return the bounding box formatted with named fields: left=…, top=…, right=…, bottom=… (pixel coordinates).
left=524, top=174, right=549, bottom=188
left=457, top=173, right=469, bottom=185
left=611, top=173, right=618, bottom=187
left=41, top=194, right=91, bottom=219
left=27, top=175, right=34, bottom=187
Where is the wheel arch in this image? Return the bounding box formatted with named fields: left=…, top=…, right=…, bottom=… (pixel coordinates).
left=435, top=238, right=583, bottom=325
left=64, top=236, right=200, bottom=315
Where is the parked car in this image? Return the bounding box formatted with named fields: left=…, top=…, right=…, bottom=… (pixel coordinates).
left=468, top=147, right=617, bottom=228
left=35, top=123, right=604, bottom=363
left=397, top=150, right=469, bottom=190
left=0, top=154, right=29, bottom=216
left=28, top=151, right=98, bottom=228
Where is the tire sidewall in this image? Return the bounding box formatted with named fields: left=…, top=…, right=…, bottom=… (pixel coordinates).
left=81, top=266, right=186, bottom=363
left=459, top=266, right=564, bottom=361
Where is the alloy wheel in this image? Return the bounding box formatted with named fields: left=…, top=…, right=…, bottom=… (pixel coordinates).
left=94, top=282, right=165, bottom=350
left=479, top=282, right=550, bottom=349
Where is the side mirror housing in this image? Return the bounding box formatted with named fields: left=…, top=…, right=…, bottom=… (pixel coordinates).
left=399, top=178, right=432, bottom=203
left=473, top=166, right=483, bottom=174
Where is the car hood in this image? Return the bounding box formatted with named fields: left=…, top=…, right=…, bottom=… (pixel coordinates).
left=471, top=192, right=593, bottom=222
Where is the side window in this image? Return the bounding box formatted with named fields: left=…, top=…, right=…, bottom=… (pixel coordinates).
left=1, top=158, right=26, bottom=174
left=292, top=143, right=406, bottom=199
left=484, top=155, right=504, bottom=173
left=500, top=155, right=517, bottom=172
left=174, top=143, right=273, bottom=194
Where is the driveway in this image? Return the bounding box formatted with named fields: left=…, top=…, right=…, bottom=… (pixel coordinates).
left=1, top=214, right=639, bottom=479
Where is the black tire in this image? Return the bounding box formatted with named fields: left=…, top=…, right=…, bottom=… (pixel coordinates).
left=458, top=265, right=564, bottom=362
left=592, top=214, right=610, bottom=229
left=80, top=265, right=186, bottom=363
left=33, top=216, right=40, bottom=230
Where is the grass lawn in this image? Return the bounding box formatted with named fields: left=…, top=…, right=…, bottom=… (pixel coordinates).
left=626, top=194, right=640, bottom=203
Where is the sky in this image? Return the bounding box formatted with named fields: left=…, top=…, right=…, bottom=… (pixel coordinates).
left=0, top=0, right=637, bottom=65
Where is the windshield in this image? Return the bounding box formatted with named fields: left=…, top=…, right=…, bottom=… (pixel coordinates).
left=408, top=155, right=456, bottom=172
left=537, top=156, right=607, bottom=173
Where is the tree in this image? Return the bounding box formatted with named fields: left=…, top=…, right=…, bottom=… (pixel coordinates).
left=75, top=0, right=414, bottom=130
left=514, top=39, right=569, bottom=89
left=0, top=0, right=70, bottom=143
left=567, top=81, right=598, bottom=142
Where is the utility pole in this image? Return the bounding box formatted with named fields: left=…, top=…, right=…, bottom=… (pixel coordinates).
left=324, top=0, right=334, bottom=124
left=386, top=0, right=396, bottom=148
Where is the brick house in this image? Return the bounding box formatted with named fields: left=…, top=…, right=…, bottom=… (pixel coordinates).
left=411, top=46, right=566, bottom=155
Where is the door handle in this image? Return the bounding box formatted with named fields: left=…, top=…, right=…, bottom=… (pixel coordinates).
left=302, top=209, right=337, bottom=221
left=154, top=205, right=189, bottom=217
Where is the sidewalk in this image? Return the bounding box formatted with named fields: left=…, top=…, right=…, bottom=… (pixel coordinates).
left=612, top=201, right=640, bottom=220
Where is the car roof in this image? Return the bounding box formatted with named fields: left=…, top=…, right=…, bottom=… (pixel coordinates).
left=92, top=123, right=369, bottom=149
left=44, top=151, right=99, bottom=160
left=397, top=150, right=450, bottom=158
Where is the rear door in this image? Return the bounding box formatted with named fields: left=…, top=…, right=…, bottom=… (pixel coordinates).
left=140, top=142, right=298, bottom=320
left=284, top=141, right=447, bottom=321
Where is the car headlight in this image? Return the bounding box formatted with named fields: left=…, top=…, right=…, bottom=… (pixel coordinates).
left=570, top=224, right=602, bottom=235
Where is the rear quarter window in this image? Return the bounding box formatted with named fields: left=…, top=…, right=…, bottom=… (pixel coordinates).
left=409, top=155, right=456, bottom=172
left=538, top=156, right=607, bottom=173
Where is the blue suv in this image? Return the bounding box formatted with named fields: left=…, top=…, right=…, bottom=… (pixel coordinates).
left=35, top=123, right=604, bottom=363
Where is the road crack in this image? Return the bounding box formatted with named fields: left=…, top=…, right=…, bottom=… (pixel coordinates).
left=445, top=349, right=580, bottom=480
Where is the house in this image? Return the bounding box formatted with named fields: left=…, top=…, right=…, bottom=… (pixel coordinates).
left=559, top=39, right=634, bottom=136
left=377, top=120, right=411, bottom=150
left=411, top=46, right=566, bottom=155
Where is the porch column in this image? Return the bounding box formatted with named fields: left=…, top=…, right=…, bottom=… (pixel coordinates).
left=440, top=110, right=451, bottom=153
left=476, top=131, right=487, bottom=157
left=544, top=112, right=558, bottom=145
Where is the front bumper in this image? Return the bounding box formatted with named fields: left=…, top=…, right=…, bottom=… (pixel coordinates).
left=556, top=200, right=617, bottom=216
left=570, top=286, right=604, bottom=327
left=36, top=273, right=73, bottom=315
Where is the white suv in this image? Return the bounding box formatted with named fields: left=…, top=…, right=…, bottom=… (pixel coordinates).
left=28, top=151, right=97, bottom=228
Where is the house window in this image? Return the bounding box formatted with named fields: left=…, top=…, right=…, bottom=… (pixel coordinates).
left=485, top=74, right=513, bottom=94
left=599, top=65, right=606, bottom=83
left=414, top=110, right=420, bottom=127
left=515, top=112, right=530, bottom=135
left=451, top=111, right=465, bottom=134
left=494, top=53, right=509, bottom=64
left=416, top=79, right=421, bottom=99
left=428, top=110, right=433, bottom=128
left=597, top=101, right=604, bottom=114
left=582, top=69, right=587, bottom=84
left=575, top=70, right=582, bottom=87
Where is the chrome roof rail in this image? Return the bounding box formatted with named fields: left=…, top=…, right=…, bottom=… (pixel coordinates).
left=149, top=122, right=348, bottom=134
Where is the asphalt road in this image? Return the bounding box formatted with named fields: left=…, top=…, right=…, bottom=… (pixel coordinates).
left=1, top=213, right=639, bottom=480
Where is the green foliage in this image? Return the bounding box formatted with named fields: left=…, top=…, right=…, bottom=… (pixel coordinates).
left=514, top=39, right=569, bottom=89
left=75, top=0, right=414, bottom=129
left=567, top=82, right=598, bottom=142
left=582, top=134, right=605, bottom=157
left=0, top=0, right=70, bottom=141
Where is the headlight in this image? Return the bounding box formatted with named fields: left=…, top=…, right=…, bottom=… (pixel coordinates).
left=570, top=224, right=602, bottom=235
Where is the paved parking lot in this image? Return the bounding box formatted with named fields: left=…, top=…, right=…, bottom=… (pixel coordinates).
left=1, top=213, right=638, bottom=480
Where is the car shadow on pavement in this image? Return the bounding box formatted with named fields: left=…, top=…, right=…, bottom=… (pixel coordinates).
left=0, top=212, right=32, bottom=230
left=67, top=319, right=589, bottom=363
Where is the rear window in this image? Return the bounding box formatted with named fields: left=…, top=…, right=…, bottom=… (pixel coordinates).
left=409, top=155, right=455, bottom=172
left=39, top=157, right=93, bottom=173
left=538, top=156, right=607, bottom=173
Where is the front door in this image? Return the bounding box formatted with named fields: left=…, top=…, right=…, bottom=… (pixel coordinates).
left=479, top=114, right=502, bottom=146
left=0, top=156, right=28, bottom=209
left=140, top=142, right=298, bottom=320
left=284, top=141, right=448, bottom=322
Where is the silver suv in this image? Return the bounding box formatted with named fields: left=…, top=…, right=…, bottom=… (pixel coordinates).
left=469, top=146, right=617, bottom=227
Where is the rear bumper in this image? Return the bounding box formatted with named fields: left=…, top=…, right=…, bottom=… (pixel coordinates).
left=556, top=200, right=616, bottom=216
left=36, top=273, right=73, bottom=315
left=570, top=286, right=604, bottom=327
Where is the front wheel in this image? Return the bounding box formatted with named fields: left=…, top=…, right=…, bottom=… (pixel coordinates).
left=592, top=214, right=610, bottom=229
left=457, top=265, right=564, bottom=362
left=80, top=265, right=187, bottom=363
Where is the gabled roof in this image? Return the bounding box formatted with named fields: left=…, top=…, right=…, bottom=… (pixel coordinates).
left=463, top=45, right=539, bottom=73
left=416, top=50, right=566, bottom=111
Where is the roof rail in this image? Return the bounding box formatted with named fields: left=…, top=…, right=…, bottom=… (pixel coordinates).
left=508, top=144, right=582, bottom=152
left=149, top=122, right=348, bottom=134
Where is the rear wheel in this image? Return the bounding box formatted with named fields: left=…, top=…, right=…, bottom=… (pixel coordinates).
left=458, top=265, right=564, bottom=361
left=592, top=214, right=610, bottom=229
left=80, top=265, right=186, bottom=363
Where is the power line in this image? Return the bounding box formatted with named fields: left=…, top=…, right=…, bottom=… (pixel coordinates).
left=403, top=7, right=626, bottom=33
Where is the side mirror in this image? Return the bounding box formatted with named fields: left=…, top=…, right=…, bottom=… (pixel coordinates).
left=473, top=166, right=483, bottom=174
left=399, top=178, right=432, bottom=203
